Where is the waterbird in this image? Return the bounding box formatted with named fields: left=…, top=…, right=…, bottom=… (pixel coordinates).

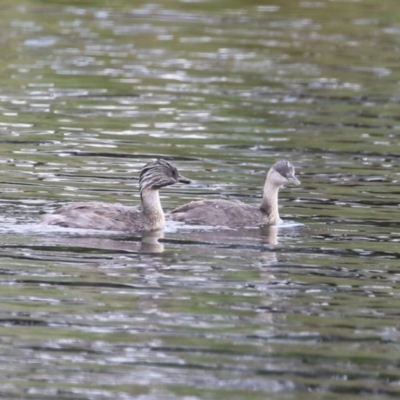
left=171, top=160, right=300, bottom=227
left=42, top=159, right=190, bottom=231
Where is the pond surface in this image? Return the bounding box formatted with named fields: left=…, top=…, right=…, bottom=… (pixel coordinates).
left=0, top=0, right=399, bottom=398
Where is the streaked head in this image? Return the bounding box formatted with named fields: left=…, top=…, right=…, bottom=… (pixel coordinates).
left=139, top=159, right=191, bottom=194
left=267, top=160, right=300, bottom=187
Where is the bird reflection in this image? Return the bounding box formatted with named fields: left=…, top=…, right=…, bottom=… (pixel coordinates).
left=38, top=228, right=165, bottom=254
left=168, top=223, right=279, bottom=246
left=36, top=221, right=296, bottom=258
left=165, top=222, right=303, bottom=266
left=139, top=230, right=164, bottom=253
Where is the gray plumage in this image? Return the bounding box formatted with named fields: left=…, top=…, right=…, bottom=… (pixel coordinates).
left=42, top=159, right=190, bottom=231
left=171, top=160, right=300, bottom=227
left=272, top=160, right=297, bottom=181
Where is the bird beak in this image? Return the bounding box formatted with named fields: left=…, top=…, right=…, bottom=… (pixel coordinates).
left=177, top=174, right=191, bottom=184
left=288, top=174, right=301, bottom=185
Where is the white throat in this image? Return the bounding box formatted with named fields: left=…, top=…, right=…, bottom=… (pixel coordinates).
left=260, top=180, right=281, bottom=224
left=140, top=188, right=165, bottom=226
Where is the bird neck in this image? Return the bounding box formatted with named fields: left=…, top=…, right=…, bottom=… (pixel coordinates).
left=260, top=180, right=281, bottom=224
left=140, top=188, right=165, bottom=227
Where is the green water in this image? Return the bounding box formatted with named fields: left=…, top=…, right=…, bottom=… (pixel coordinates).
left=0, top=0, right=398, bottom=399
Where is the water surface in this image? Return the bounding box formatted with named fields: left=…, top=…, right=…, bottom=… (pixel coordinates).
left=0, top=0, right=399, bottom=398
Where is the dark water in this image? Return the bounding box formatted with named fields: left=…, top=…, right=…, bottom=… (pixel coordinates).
left=0, top=0, right=399, bottom=398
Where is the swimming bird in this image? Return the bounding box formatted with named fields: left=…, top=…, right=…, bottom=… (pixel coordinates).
left=42, top=159, right=190, bottom=231
left=171, top=160, right=300, bottom=227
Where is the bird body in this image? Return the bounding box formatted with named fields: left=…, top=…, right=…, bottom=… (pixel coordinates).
left=42, top=202, right=147, bottom=231
left=42, top=159, right=190, bottom=232
left=171, top=199, right=269, bottom=227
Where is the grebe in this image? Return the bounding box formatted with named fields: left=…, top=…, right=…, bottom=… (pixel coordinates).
left=42, top=159, right=190, bottom=231
left=171, top=160, right=299, bottom=227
